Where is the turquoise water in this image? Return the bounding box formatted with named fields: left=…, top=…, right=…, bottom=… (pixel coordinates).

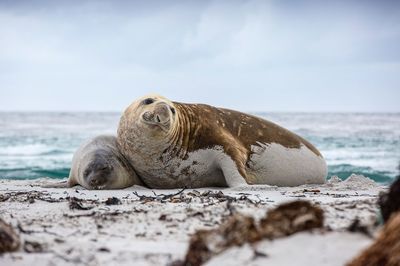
left=0, top=112, right=399, bottom=183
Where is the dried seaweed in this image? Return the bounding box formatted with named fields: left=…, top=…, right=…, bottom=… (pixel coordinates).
left=183, top=200, right=324, bottom=266
left=0, top=218, right=20, bottom=253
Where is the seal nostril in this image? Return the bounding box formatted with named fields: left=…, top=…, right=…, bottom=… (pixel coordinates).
left=90, top=177, right=106, bottom=187
left=156, top=115, right=161, bottom=123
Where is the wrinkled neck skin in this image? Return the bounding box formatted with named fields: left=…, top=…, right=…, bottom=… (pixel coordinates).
left=121, top=103, right=196, bottom=175
left=166, top=103, right=197, bottom=159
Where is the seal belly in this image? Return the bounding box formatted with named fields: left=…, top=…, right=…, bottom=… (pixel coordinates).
left=137, top=148, right=228, bottom=189
left=172, top=148, right=228, bottom=188
left=247, top=142, right=327, bottom=186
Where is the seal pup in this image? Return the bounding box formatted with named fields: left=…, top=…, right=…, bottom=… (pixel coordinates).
left=48, top=135, right=143, bottom=189
left=117, top=94, right=327, bottom=188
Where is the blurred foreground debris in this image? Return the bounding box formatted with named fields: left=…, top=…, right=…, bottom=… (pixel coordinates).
left=183, top=200, right=324, bottom=266
left=347, top=212, right=400, bottom=266
left=0, top=218, right=20, bottom=253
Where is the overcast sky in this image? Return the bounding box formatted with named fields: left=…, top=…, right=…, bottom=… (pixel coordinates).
left=1, top=0, right=399, bottom=112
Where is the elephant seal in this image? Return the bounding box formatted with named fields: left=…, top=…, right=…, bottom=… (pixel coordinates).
left=56, top=135, right=143, bottom=189
left=117, top=94, right=327, bottom=188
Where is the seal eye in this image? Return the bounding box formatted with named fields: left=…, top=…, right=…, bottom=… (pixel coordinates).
left=99, top=166, right=108, bottom=171
left=142, top=98, right=154, bottom=105
left=170, top=107, right=176, bottom=115
left=84, top=169, right=90, bottom=177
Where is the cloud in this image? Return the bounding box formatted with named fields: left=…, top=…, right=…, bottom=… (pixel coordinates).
left=0, top=0, right=399, bottom=111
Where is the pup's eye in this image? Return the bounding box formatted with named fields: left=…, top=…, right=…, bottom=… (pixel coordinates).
left=142, top=98, right=154, bottom=105
left=84, top=169, right=90, bottom=177
left=170, top=107, right=176, bottom=115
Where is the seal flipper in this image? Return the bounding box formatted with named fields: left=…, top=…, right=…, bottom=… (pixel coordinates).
left=40, top=172, right=78, bottom=188
left=40, top=179, right=70, bottom=188
left=219, top=162, right=248, bottom=187
left=218, top=133, right=250, bottom=187
left=218, top=149, right=249, bottom=187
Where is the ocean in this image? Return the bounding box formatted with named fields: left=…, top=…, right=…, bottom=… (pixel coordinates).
left=0, top=112, right=399, bottom=183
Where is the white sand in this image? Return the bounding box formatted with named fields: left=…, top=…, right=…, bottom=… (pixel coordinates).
left=0, top=175, right=386, bottom=266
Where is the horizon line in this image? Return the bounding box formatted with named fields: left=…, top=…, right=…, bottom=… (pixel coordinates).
left=0, top=110, right=399, bottom=114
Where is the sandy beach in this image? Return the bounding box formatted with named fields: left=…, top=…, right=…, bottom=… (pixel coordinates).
left=0, top=175, right=387, bottom=266
left=1, top=0, right=399, bottom=265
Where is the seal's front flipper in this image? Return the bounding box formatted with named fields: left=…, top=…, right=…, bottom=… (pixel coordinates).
left=40, top=179, right=70, bottom=188
left=219, top=160, right=248, bottom=187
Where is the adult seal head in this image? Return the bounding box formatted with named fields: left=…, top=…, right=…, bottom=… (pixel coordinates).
left=117, top=94, right=327, bottom=188
left=67, top=135, right=142, bottom=189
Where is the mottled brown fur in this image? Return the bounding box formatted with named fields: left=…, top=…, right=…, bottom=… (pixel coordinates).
left=169, top=103, right=321, bottom=182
